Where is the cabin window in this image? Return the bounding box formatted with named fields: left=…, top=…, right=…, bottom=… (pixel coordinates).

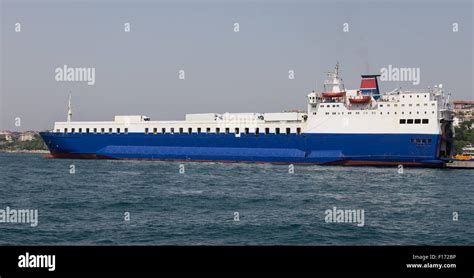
left=117, top=128, right=121, bottom=133
left=415, top=119, right=421, bottom=124
left=216, top=128, right=220, bottom=134
left=275, top=128, right=280, bottom=134
left=179, top=128, right=183, bottom=134
left=153, top=128, right=157, bottom=134
left=265, top=128, right=270, bottom=134
left=79, top=128, right=82, bottom=133
left=86, top=128, right=90, bottom=134
left=325, top=112, right=329, bottom=115
left=400, top=119, right=406, bottom=124
left=424, top=103, right=428, bottom=106
left=72, top=128, right=76, bottom=133
left=124, top=128, right=128, bottom=134
left=286, top=128, right=291, bottom=135
left=101, top=128, right=105, bottom=134
left=432, top=103, right=435, bottom=106
left=225, top=128, right=230, bottom=134
left=255, top=128, right=259, bottom=135
left=235, top=128, right=239, bottom=134
left=409, top=104, right=412, bottom=107
left=297, top=127, right=301, bottom=134
left=416, top=104, right=420, bottom=107
left=422, top=119, right=429, bottom=124
left=171, top=128, right=175, bottom=134
left=206, top=128, right=210, bottom=134
left=407, top=119, right=414, bottom=124
left=380, top=105, right=383, bottom=107
left=93, top=128, right=97, bottom=133
left=109, top=128, right=113, bottom=134
left=162, top=128, right=166, bottom=133
left=245, top=128, right=249, bottom=134
left=188, top=127, right=192, bottom=133
left=197, top=128, right=202, bottom=134
left=145, top=128, right=149, bottom=134
left=64, top=128, right=68, bottom=133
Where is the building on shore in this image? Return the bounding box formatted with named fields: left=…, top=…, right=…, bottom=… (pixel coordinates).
left=453, top=100, right=474, bottom=127
left=19, top=131, right=37, bottom=142
left=0, top=131, right=14, bottom=142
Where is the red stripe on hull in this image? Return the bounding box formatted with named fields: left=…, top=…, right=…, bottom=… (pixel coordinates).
left=43, top=152, right=442, bottom=167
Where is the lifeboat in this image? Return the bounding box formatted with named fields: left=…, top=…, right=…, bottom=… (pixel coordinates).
left=349, top=95, right=371, bottom=104
left=322, top=92, right=345, bottom=98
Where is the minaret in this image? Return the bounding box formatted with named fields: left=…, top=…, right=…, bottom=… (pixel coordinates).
left=67, top=93, right=72, bottom=122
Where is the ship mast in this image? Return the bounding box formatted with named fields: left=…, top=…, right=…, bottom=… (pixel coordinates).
left=67, top=93, right=72, bottom=122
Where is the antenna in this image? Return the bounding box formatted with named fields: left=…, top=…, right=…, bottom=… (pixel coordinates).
left=67, top=92, right=72, bottom=122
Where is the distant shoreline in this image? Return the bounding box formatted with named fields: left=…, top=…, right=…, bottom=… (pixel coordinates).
left=0, top=150, right=49, bottom=154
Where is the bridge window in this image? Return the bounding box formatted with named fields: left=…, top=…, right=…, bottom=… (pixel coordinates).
left=422, top=119, right=429, bottom=124
left=407, top=119, right=414, bottom=124
left=415, top=119, right=421, bottom=124
left=399, top=119, right=406, bottom=124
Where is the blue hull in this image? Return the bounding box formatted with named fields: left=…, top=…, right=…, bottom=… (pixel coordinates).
left=39, top=132, right=444, bottom=167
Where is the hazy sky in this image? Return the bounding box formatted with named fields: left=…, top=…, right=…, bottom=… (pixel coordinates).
left=1, top=0, right=473, bottom=131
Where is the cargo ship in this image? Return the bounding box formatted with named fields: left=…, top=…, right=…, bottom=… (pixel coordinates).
left=40, top=63, right=455, bottom=167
